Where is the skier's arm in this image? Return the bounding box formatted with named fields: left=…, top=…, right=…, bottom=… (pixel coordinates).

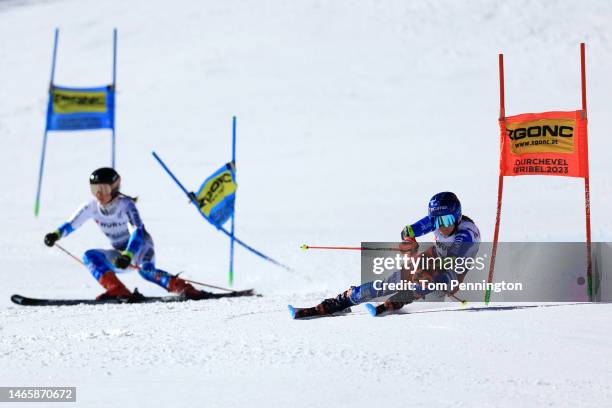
left=59, top=201, right=95, bottom=237
left=119, top=200, right=146, bottom=261
left=446, top=231, right=477, bottom=259
left=44, top=202, right=94, bottom=246
left=401, top=215, right=434, bottom=240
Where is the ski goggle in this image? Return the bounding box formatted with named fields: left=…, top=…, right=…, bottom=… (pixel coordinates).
left=433, top=214, right=456, bottom=229
left=90, top=184, right=113, bottom=196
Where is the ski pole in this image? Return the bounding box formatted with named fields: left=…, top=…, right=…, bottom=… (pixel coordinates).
left=301, top=244, right=404, bottom=251
left=55, top=243, right=85, bottom=265
left=302, top=244, right=468, bottom=304
left=179, top=277, right=235, bottom=292
left=301, top=244, right=363, bottom=251
left=446, top=292, right=468, bottom=305
left=53, top=243, right=238, bottom=292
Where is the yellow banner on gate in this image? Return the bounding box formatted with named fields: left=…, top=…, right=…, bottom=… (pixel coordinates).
left=52, top=89, right=107, bottom=114
left=499, top=110, right=588, bottom=178
left=506, top=118, right=575, bottom=155
left=196, top=169, right=237, bottom=217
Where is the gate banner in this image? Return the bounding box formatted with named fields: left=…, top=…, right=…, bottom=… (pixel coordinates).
left=499, top=110, right=588, bottom=178
left=195, top=162, right=237, bottom=227
left=46, top=85, right=115, bottom=131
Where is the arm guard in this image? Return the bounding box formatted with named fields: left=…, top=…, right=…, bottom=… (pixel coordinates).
left=124, top=200, right=145, bottom=257
left=124, top=225, right=145, bottom=258
left=402, top=215, right=434, bottom=239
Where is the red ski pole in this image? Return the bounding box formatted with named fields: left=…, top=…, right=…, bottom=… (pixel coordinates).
left=301, top=244, right=468, bottom=304
left=301, top=244, right=404, bottom=251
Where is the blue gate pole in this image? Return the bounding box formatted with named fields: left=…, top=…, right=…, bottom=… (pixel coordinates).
left=228, top=116, right=237, bottom=285
left=151, top=151, right=292, bottom=271
left=111, top=28, right=117, bottom=168
left=34, top=28, right=60, bottom=217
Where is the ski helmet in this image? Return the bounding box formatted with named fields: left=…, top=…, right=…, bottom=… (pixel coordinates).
left=428, top=192, right=461, bottom=229
left=89, top=167, right=121, bottom=197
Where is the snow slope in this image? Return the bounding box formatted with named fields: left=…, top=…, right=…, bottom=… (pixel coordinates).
left=1, top=0, right=611, bottom=406
left=2, top=300, right=611, bottom=407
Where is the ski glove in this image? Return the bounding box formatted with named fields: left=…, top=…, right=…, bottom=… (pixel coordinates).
left=44, top=231, right=60, bottom=247
left=399, top=236, right=418, bottom=253
left=114, top=251, right=133, bottom=269
left=401, top=225, right=415, bottom=241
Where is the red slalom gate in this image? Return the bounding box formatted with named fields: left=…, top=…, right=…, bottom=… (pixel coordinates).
left=487, top=44, right=593, bottom=303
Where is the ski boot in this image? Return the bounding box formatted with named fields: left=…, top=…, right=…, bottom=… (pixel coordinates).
left=316, top=290, right=353, bottom=315
left=96, top=271, right=133, bottom=301
left=289, top=290, right=354, bottom=319
left=168, top=277, right=212, bottom=300
left=367, top=290, right=416, bottom=316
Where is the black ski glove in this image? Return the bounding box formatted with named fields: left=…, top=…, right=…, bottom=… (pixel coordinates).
left=44, top=231, right=60, bottom=247
left=114, top=252, right=133, bottom=269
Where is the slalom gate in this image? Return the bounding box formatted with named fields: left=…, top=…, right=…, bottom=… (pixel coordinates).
left=487, top=44, right=592, bottom=302
left=153, top=117, right=292, bottom=285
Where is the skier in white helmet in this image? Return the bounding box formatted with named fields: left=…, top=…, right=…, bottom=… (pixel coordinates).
left=43, top=167, right=211, bottom=300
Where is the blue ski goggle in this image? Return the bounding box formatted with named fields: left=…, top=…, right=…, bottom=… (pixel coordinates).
left=433, top=214, right=456, bottom=229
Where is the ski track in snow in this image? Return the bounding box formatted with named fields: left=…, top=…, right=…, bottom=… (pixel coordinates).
left=1, top=0, right=612, bottom=406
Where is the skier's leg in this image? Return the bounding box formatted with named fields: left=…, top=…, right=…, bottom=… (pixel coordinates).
left=133, top=240, right=210, bottom=299
left=373, top=269, right=458, bottom=313
left=352, top=270, right=419, bottom=312
left=413, top=269, right=458, bottom=298
left=379, top=290, right=417, bottom=313
left=138, top=264, right=207, bottom=298
left=131, top=241, right=171, bottom=288
left=317, top=271, right=405, bottom=314
left=82, top=249, right=131, bottom=299
left=347, top=270, right=410, bottom=304
left=166, top=274, right=213, bottom=299
left=137, top=262, right=173, bottom=288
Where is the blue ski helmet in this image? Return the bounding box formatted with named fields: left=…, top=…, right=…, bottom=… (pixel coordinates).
left=428, top=192, right=461, bottom=229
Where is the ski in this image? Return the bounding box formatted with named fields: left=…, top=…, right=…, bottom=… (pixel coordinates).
left=365, top=303, right=595, bottom=316
left=287, top=304, right=352, bottom=319
left=11, top=289, right=257, bottom=307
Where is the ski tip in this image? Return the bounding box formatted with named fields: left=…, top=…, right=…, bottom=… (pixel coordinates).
left=365, top=303, right=378, bottom=317
left=10, top=294, right=23, bottom=305
left=300, top=244, right=308, bottom=251
left=287, top=304, right=297, bottom=319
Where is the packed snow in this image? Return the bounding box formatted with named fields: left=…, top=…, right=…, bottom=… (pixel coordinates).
left=1, top=0, right=611, bottom=407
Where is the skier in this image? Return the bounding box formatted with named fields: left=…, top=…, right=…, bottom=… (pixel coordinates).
left=43, top=167, right=212, bottom=301
left=291, top=192, right=480, bottom=318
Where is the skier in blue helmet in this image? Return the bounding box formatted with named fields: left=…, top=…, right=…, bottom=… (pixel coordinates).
left=403, top=191, right=467, bottom=240
left=291, top=192, right=480, bottom=318
left=427, top=192, right=464, bottom=234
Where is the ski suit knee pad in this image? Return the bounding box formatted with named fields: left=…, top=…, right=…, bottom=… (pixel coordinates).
left=348, top=282, right=383, bottom=305
left=138, top=263, right=172, bottom=289
left=349, top=270, right=405, bottom=304
left=83, top=249, right=115, bottom=281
